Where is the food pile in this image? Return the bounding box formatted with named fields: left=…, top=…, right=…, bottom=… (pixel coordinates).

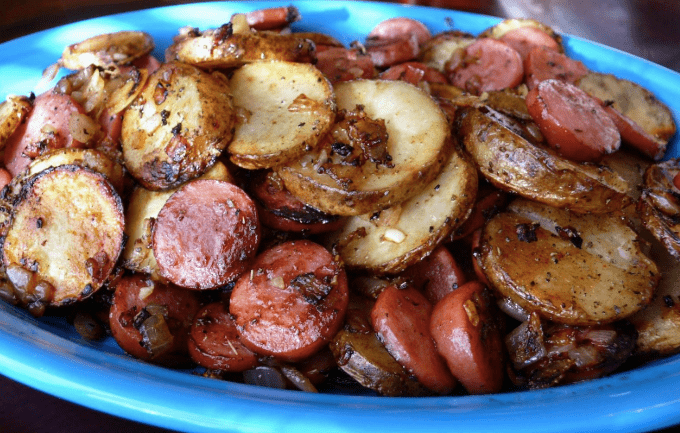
left=0, top=5, right=678, bottom=396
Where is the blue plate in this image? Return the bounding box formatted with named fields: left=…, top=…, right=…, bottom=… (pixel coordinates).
left=0, top=2, right=679, bottom=433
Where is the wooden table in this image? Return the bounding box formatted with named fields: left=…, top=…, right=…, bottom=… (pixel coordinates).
left=1, top=1, right=679, bottom=432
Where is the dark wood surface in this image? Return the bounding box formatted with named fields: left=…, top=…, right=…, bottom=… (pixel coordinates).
left=1, top=1, right=679, bottom=432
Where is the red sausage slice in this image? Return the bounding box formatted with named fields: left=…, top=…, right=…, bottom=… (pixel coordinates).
left=524, top=46, right=588, bottom=90
left=401, top=245, right=466, bottom=305
left=109, top=274, right=201, bottom=366
left=188, top=301, right=258, bottom=372
left=153, top=179, right=260, bottom=290
left=379, top=62, right=449, bottom=85
left=250, top=171, right=345, bottom=234
left=526, top=79, right=621, bottom=162
left=367, top=17, right=432, bottom=46
left=499, top=26, right=561, bottom=61
left=245, top=5, right=300, bottom=31
left=314, top=47, right=377, bottom=83
left=365, top=34, right=420, bottom=69
left=4, top=91, right=86, bottom=176
left=602, top=104, right=667, bottom=160
left=430, top=281, right=505, bottom=394
left=230, top=240, right=349, bottom=362
left=447, top=38, right=524, bottom=95
left=370, top=285, right=457, bottom=395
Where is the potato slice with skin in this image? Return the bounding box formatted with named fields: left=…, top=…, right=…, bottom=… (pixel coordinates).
left=479, top=18, right=563, bottom=48
left=122, top=62, right=234, bottom=190
left=630, top=237, right=680, bottom=355
left=121, top=161, right=233, bottom=278
left=578, top=72, right=676, bottom=145
left=279, top=79, right=451, bottom=216
left=2, top=165, right=124, bottom=306
left=60, top=31, right=154, bottom=70
left=0, top=95, right=32, bottom=150
left=228, top=61, right=335, bottom=170
left=457, top=106, right=631, bottom=214
left=326, top=142, right=477, bottom=275
left=478, top=198, right=659, bottom=326
left=418, top=31, right=475, bottom=72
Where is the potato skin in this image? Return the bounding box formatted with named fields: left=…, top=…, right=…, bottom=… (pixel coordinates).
left=478, top=199, right=659, bottom=326
left=457, top=106, right=631, bottom=214
left=121, top=62, right=234, bottom=190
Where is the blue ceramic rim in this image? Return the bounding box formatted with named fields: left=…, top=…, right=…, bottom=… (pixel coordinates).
left=0, top=2, right=679, bottom=433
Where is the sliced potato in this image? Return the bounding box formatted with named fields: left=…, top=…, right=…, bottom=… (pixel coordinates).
left=326, top=142, right=477, bottom=275
left=279, top=79, right=450, bottom=216
left=166, top=25, right=315, bottom=69
left=478, top=198, right=659, bottom=326
left=630, top=237, right=680, bottom=355
left=457, top=106, right=631, bottom=214
left=61, top=31, right=154, bottom=70
left=578, top=72, right=676, bottom=144
left=0, top=95, right=32, bottom=150
left=479, top=18, right=563, bottom=48
left=328, top=296, right=430, bottom=396
left=2, top=165, right=125, bottom=306
left=122, top=62, right=235, bottom=190
left=637, top=159, right=680, bottom=260
left=228, top=61, right=335, bottom=169
left=418, top=30, right=475, bottom=72
left=121, top=161, right=233, bottom=278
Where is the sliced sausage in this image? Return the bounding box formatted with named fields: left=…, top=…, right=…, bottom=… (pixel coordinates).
left=109, top=274, right=201, bottom=366
left=526, top=79, right=621, bottom=162
left=245, top=5, right=300, bottom=31
left=365, top=34, right=420, bottom=69
left=0, top=168, right=12, bottom=190
left=447, top=38, right=524, bottom=95
left=430, top=281, right=505, bottom=394
left=401, top=245, right=466, bottom=305
left=370, top=285, right=457, bottom=395
left=602, top=103, right=667, bottom=160
left=152, top=179, right=260, bottom=290
left=524, top=46, right=588, bottom=90
left=499, top=26, right=561, bottom=61
left=250, top=171, right=345, bottom=234
left=4, top=91, right=86, bottom=177
left=379, top=61, right=448, bottom=85
left=230, top=240, right=349, bottom=362
left=315, top=47, right=377, bottom=83
left=367, top=17, right=432, bottom=46
left=188, top=301, right=258, bottom=372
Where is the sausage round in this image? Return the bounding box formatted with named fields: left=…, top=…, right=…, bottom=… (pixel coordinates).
left=367, top=17, right=432, bottom=46
left=370, top=284, right=457, bottom=395
left=499, top=26, right=561, bottom=61
left=109, top=273, right=201, bottom=366
left=229, top=240, right=349, bottom=362
left=524, top=46, right=588, bottom=90
left=152, top=179, right=260, bottom=290
left=526, top=79, right=621, bottom=162
left=188, top=301, right=258, bottom=372
left=4, top=91, right=86, bottom=177
left=401, top=245, right=466, bottom=304
left=315, top=47, right=377, bottom=83
left=379, top=62, right=449, bottom=85
left=429, top=281, right=505, bottom=394
left=447, top=38, right=524, bottom=95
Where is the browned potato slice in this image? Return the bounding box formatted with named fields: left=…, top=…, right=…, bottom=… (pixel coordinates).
left=122, top=62, right=235, bottom=190
left=418, top=30, right=475, bottom=72
left=326, top=143, right=477, bottom=274
left=121, top=161, right=233, bottom=278
left=60, top=31, right=154, bottom=70
left=2, top=165, right=125, bottom=307
left=637, top=159, right=680, bottom=260
left=457, top=106, right=631, bottom=214
left=228, top=61, right=335, bottom=169
left=478, top=198, right=659, bottom=326
left=166, top=25, right=315, bottom=69
left=479, top=18, right=563, bottom=48
left=279, top=79, right=450, bottom=216
left=328, top=296, right=430, bottom=396
left=630, top=239, right=680, bottom=355
left=578, top=72, right=676, bottom=144
left=0, top=95, right=32, bottom=150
